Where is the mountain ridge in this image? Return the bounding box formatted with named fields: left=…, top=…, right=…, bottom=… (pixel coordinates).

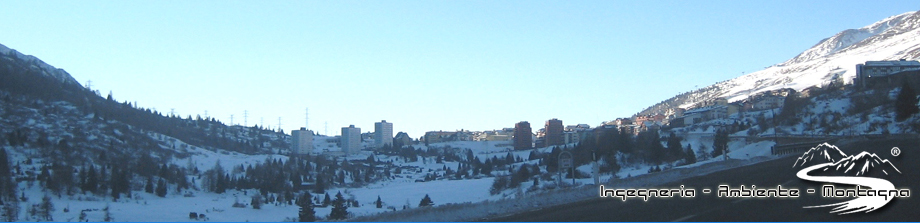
left=783, top=11, right=914, bottom=65
left=0, top=43, right=79, bottom=86
left=637, top=10, right=920, bottom=117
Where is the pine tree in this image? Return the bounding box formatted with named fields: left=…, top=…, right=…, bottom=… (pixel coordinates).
left=0, top=150, right=12, bottom=199
left=215, top=173, right=228, bottom=194
left=711, top=130, right=729, bottom=160
left=896, top=83, right=920, bottom=121
left=155, top=178, right=167, bottom=197
left=2, top=201, right=18, bottom=222
left=328, top=192, right=349, bottom=220
left=313, top=175, right=325, bottom=194
left=39, top=195, right=54, bottom=221
left=144, top=177, right=154, bottom=194
left=98, top=165, right=107, bottom=195
left=85, top=165, right=98, bottom=194
left=103, top=204, right=113, bottom=222
left=322, top=193, right=331, bottom=207
left=375, top=196, right=383, bottom=208
left=418, top=194, right=434, bottom=207
left=110, top=167, right=131, bottom=201
left=684, top=144, right=697, bottom=164
left=297, top=193, right=315, bottom=222
left=79, top=165, right=87, bottom=194
left=251, top=194, right=263, bottom=209
left=667, top=133, right=684, bottom=161
left=0, top=149, right=17, bottom=222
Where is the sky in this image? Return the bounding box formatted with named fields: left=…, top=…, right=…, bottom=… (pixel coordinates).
left=0, top=1, right=917, bottom=138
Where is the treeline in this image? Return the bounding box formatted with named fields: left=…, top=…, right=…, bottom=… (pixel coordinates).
left=0, top=50, right=285, bottom=155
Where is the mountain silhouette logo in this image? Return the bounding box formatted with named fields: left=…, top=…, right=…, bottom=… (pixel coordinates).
left=793, top=143, right=904, bottom=214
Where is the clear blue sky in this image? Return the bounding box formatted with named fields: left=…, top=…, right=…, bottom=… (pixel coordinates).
left=1, top=1, right=916, bottom=138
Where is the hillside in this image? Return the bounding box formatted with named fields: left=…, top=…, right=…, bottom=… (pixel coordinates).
left=0, top=42, right=599, bottom=221
left=3, top=9, right=920, bottom=222
left=638, top=11, right=920, bottom=116
left=1, top=42, right=290, bottom=156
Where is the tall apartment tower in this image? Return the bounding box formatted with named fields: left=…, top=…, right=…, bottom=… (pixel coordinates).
left=513, top=121, right=533, bottom=150
left=545, top=118, right=564, bottom=146
left=291, top=127, right=314, bottom=155
left=341, top=125, right=361, bottom=155
left=374, top=120, right=394, bottom=149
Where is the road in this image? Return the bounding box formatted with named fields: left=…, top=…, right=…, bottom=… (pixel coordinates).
left=490, top=138, right=920, bottom=221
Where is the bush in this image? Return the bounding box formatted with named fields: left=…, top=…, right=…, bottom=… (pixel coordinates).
left=489, top=176, right=509, bottom=195
left=418, top=194, right=434, bottom=207
left=251, top=194, right=263, bottom=209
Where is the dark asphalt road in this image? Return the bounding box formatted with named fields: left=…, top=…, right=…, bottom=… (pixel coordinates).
left=491, top=138, right=920, bottom=221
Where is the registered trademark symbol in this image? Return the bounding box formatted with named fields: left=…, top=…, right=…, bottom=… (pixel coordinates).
left=892, top=147, right=901, bottom=157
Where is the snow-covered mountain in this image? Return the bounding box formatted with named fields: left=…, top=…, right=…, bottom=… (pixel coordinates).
left=784, top=12, right=914, bottom=65
left=639, top=11, right=920, bottom=115
left=0, top=43, right=79, bottom=86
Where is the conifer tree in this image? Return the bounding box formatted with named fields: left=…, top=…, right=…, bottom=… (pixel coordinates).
left=322, top=193, right=331, bottom=207
left=0, top=149, right=18, bottom=222
left=328, top=192, right=348, bottom=220
left=103, top=204, right=113, bottom=222
left=418, top=194, right=434, bottom=207
left=84, top=165, right=98, bottom=194
left=144, top=177, right=154, bottom=194
left=297, top=193, right=315, bottom=222
left=251, top=194, right=263, bottom=209
left=684, top=144, right=697, bottom=164
left=38, top=195, right=54, bottom=221
left=155, top=178, right=167, bottom=197
left=896, top=83, right=919, bottom=121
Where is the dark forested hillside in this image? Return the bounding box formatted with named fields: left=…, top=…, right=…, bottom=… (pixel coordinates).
left=0, top=49, right=287, bottom=156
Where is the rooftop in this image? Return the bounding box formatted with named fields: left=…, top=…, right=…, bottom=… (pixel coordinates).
left=863, top=60, right=920, bottom=66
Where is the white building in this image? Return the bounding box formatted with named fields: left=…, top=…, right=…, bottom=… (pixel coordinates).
left=752, top=96, right=785, bottom=111
left=563, top=131, right=579, bottom=144
left=683, top=109, right=706, bottom=126
left=374, top=120, right=394, bottom=149
left=564, top=124, right=591, bottom=132
left=291, top=128, right=314, bottom=155
left=341, top=125, right=361, bottom=155
left=855, top=60, right=920, bottom=88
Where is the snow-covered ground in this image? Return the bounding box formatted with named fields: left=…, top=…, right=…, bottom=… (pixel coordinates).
left=8, top=131, right=781, bottom=222
left=4, top=9, right=920, bottom=223
left=349, top=177, right=498, bottom=212
left=354, top=142, right=786, bottom=222
left=29, top=186, right=300, bottom=222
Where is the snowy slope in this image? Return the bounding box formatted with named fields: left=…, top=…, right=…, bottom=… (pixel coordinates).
left=641, top=11, right=920, bottom=113
left=784, top=12, right=913, bottom=65
left=0, top=43, right=80, bottom=86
